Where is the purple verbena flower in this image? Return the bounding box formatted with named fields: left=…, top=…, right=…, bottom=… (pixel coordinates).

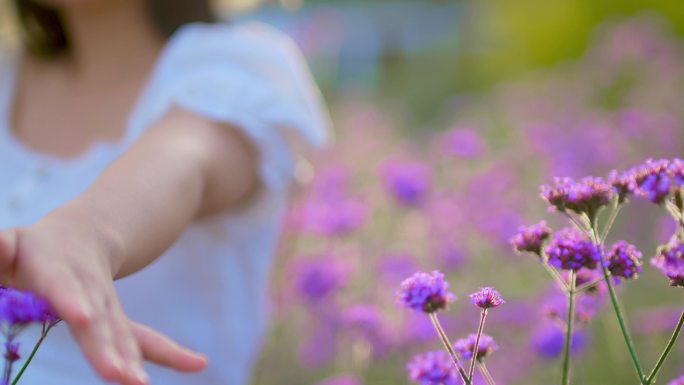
left=510, top=221, right=552, bottom=256
left=453, top=333, right=498, bottom=361
left=398, top=271, right=456, bottom=313
left=605, top=241, right=643, bottom=280
left=469, top=287, right=505, bottom=309
left=544, top=228, right=600, bottom=271
left=632, top=158, right=675, bottom=204
left=608, top=168, right=637, bottom=203
left=407, top=351, right=459, bottom=385
left=0, top=287, right=56, bottom=326
left=668, top=375, right=684, bottom=385
left=540, top=177, right=613, bottom=216
left=651, top=241, right=684, bottom=288
left=380, top=160, right=432, bottom=207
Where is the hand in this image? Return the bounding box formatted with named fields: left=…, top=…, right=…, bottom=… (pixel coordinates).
left=0, top=215, right=207, bottom=384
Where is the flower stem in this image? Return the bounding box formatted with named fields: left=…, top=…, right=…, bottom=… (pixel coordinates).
left=428, top=313, right=471, bottom=385
left=575, top=275, right=611, bottom=294
left=542, top=263, right=570, bottom=292
left=589, top=226, right=645, bottom=383
left=12, top=323, right=55, bottom=385
left=561, top=270, right=576, bottom=385
left=478, top=361, right=496, bottom=385
left=468, top=309, right=488, bottom=382
left=564, top=213, right=591, bottom=237
left=600, top=202, right=622, bottom=243
left=643, top=310, right=684, bottom=385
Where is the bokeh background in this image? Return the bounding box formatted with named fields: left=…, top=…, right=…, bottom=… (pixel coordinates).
left=228, top=1, right=684, bottom=385
left=2, top=0, right=683, bottom=384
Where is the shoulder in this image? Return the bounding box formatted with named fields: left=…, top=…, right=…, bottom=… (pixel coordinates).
left=162, top=21, right=304, bottom=67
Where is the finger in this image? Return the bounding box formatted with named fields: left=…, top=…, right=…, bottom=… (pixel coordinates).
left=107, top=297, right=149, bottom=385
left=0, top=229, right=18, bottom=284
left=130, top=321, right=208, bottom=372
left=69, top=300, right=126, bottom=383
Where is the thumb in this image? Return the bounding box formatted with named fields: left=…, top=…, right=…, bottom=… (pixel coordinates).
left=0, top=228, right=18, bottom=285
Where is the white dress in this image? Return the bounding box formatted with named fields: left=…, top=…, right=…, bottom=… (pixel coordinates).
left=0, top=22, right=329, bottom=385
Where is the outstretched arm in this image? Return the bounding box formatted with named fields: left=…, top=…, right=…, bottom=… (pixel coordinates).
left=0, top=107, right=259, bottom=385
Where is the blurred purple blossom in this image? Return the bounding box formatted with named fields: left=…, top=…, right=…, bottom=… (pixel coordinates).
left=439, top=127, right=487, bottom=158
left=0, top=287, right=57, bottom=327
left=397, top=271, right=456, bottom=313
left=531, top=324, right=587, bottom=359
left=454, top=333, right=498, bottom=361
left=379, top=160, right=432, bottom=207
left=407, top=350, right=459, bottom=385
left=377, top=253, right=420, bottom=286
left=651, top=241, right=684, bottom=288
left=293, top=256, right=351, bottom=303
left=511, top=221, right=552, bottom=257
left=341, top=304, right=391, bottom=357
left=668, top=374, right=684, bottom=385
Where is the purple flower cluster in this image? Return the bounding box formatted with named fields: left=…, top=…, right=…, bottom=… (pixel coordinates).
left=453, top=333, right=498, bottom=361
left=510, top=221, right=552, bottom=256
left=379, top=160, right=432, bottom=207
left=469, top=287, right=506, bottom=309
left=605, top=241, right=643, bottom=280
left=407, top=351, right=459, bottom=385
left=611, top=158, right=684, bottom=204
left=669, top=375, right=684, bottom=385
left=541, top=177, right=613, bottom=216
left=651, top=242, right=684, bottom=288
left=0, top=287, right=56, bottom=326
left=398, top=271, right=456, bottom=313
left=544, top=228, right=600, bottom=271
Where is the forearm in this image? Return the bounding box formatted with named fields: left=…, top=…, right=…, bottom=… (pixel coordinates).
left=47, top=109, right=258, bottom=278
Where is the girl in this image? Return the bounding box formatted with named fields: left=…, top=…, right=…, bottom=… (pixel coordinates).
left=0, top=0, right=329, bottom=384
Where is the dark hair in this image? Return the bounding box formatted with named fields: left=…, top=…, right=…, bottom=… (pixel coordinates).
left=13, top=0, right=216, bottom=57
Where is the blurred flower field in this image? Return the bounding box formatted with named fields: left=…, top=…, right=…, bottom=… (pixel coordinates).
left=252, top=15, right=684, bottom=385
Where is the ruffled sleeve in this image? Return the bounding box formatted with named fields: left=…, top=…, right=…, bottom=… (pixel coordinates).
left=131, top=22, right=331, bottom=191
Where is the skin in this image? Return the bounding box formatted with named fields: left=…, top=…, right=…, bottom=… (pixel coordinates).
left=0, top=0, right=261, bottom=384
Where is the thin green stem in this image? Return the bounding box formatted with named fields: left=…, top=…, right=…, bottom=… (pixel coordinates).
left=542, top=263, right=570, bottom=292
left=644, top=311, right=684, bottom=385
left=576, top=275, right=608, bottom=294
left=665, top=201, right=682, bottom=221
left=478, top=361, right=496, bottom=385
left=589, top=226, right=645, bottom=383
left=561, top=270, right=576, bottom=385
left=468, top=309, right=488, bottom=381
left=428, top=313, right=471, bottom=385
left=600, top=203, right=622, bottom=243
left=564, top=212, right=591, bottom=237
left=12, top=323, right=55, bottom=385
